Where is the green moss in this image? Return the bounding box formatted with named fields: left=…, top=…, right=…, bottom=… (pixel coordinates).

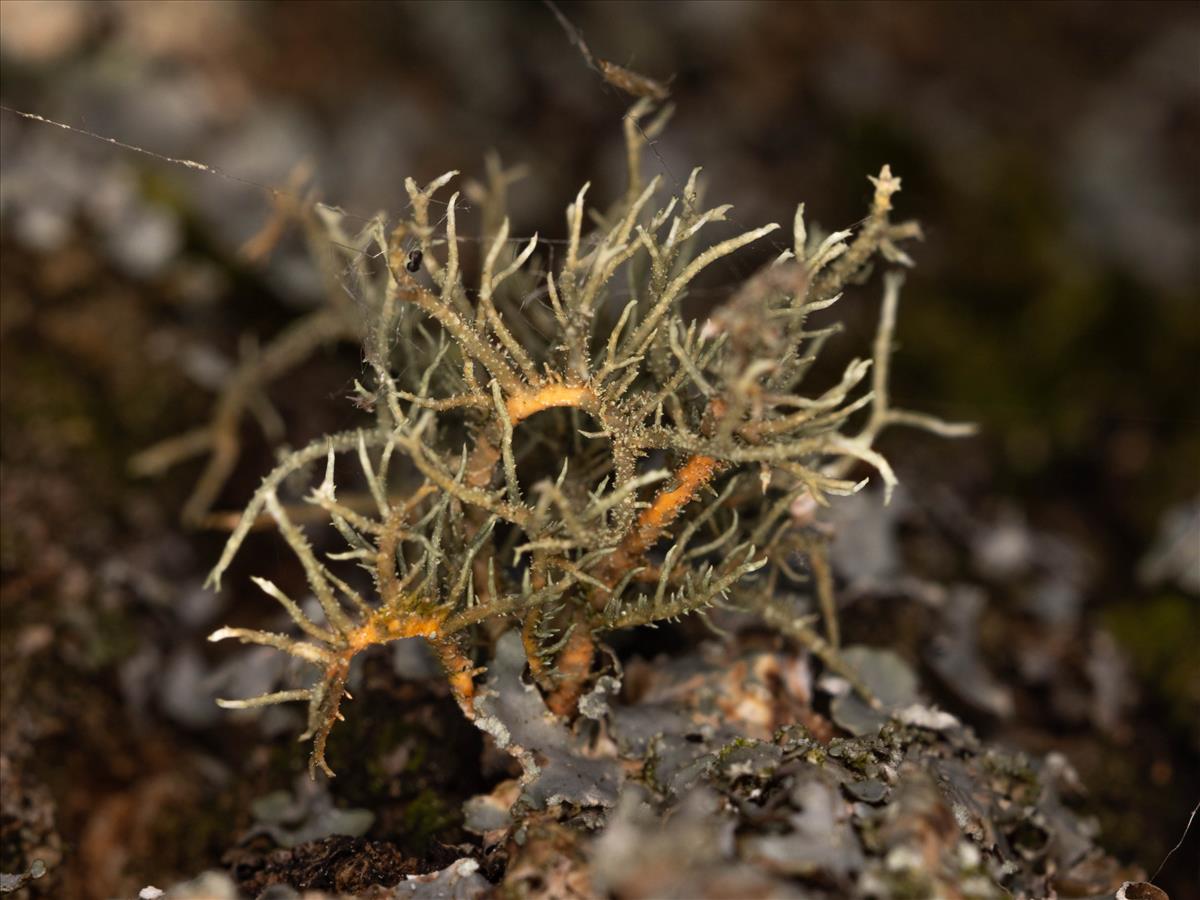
left=827, top=737, right=879, bottom=777
left=641, top=751, right=662, bottom=794
left=712, top=736, right=757, bottom=764
left=400, top=788, right=457, bottom=853
left=1106, top=593, right=1200, bottom=737
left=129, top=786, right=240, bottom=888
left=81, top=608, right=142, bottom=671
left=889, top=874, right=938, bottom=900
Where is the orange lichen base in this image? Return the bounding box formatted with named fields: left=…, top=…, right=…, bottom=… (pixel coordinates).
left=506, top=383, right=596, bottom=425
left=523, top=609, right=550, bottom=683
left=310, top=611, right=473, bottom=777
left=545, top=623, right=597, bottom=718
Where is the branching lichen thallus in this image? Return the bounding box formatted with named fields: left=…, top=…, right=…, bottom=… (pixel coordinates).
left=204, top=102, right=973, bottom=777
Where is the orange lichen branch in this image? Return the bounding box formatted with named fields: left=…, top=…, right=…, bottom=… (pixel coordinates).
left=431, top=636, right=480, bottom=720
left=622, top=454, right=722, bottom=560
left=466, top=382, right=596, bottom=491
left=506, top=383, right=597, bottom=425
left=310, top=609, right=471, bottom=775
left=343, top=609, right=448, bottom=653
left=594, top=453, right=723, bottom=609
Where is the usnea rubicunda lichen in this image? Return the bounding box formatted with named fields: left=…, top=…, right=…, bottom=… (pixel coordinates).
left=202, top=100, right=973, bottom=777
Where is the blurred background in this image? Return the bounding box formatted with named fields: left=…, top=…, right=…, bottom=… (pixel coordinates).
left=1, top=2, right=1197, bottom=897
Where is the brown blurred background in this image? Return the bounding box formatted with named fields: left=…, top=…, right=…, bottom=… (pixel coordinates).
left=2, top=2, right=1198, bottom=897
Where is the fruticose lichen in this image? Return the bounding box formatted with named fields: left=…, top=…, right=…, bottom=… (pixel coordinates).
left=200, top=99, right=973, bottom=777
